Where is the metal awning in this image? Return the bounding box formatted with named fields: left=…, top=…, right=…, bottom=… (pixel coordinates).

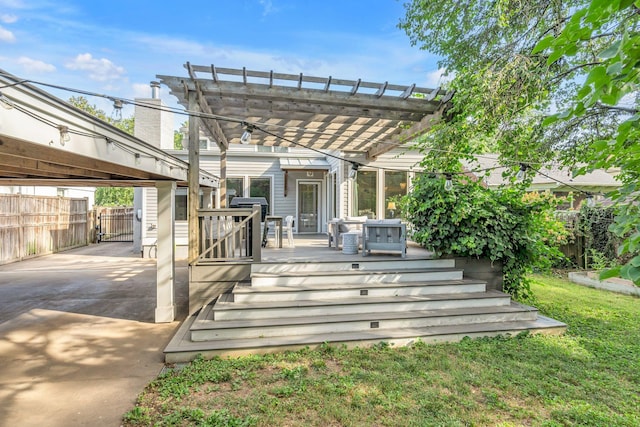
left=157, top=64, right=453, bottom=159
left=279, top=158, right=330, bottom=170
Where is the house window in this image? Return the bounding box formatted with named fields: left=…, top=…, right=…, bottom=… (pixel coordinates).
left=175, top=189, right=187, bottom=221
left=384, top=171, right=408, bottom=218
left=250, top=177, right=272, bottom=214
left=257, top=145, right=289, bottom=153
left=355, top=170, right=377, bottom=218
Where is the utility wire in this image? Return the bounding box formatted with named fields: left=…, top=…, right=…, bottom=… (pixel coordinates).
left=0, top=71, right=594, bottom=193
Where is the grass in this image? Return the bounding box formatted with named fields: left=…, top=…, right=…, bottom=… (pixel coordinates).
left=123, top=275, right=640, bottom=426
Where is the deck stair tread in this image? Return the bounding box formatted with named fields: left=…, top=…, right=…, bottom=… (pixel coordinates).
left=165, top=256, right=567, bottom=361
left=165, top=315, right=566, bottom=354
left=214, top=290, right=509, bottom=311
left=250, top=267, right=460, bottom=278
left=250, top=258, right=450, bottom=271
left=233, top=278, right=484, bottom=293
left=192, top=302, right=537, bottom=330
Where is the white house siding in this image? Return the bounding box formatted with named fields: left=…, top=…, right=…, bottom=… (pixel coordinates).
left=138, top=145, right=426, bottom=248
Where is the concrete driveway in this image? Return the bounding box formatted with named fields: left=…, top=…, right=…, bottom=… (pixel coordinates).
left=0, top=243, right=188, bottom=427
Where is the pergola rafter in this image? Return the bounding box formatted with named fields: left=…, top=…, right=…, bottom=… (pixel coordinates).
left=158, top=64, right=453, bottom=158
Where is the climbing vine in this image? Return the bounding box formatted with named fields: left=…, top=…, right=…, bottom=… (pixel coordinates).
left=403, top=175, right=568, bottom=299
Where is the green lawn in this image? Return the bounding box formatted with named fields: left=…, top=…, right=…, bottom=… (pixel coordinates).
left=124, top=275, right=640, bottom=426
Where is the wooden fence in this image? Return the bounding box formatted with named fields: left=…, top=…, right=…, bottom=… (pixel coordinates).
left=0, top=194, right=90, bottom=265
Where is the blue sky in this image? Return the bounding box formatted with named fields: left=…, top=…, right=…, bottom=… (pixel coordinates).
left=0, top=0, right=443, bottom=118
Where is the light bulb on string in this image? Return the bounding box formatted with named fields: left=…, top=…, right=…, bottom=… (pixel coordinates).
left=111, top=99, right=123, bottom=122
left=58, top=125, right=70, bottom=145
left=240, top=123, right=254, bottom=144
left=586, top=193, right=596, bottom=207
left=444, top=173, right=453, bottom=191
left=516, top=163, right=527, bottom=181
left=348, top=162, right=359, bottom=180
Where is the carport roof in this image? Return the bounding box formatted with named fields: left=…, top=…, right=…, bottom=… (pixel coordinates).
left=157, top=64, right=453, bottom=159
left=0, top=70, right=218, bottom=188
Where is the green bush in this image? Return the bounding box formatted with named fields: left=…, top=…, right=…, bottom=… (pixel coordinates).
left=402, top=175, right=567, bottom=298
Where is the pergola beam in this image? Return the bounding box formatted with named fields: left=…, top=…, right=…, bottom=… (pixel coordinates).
left=158, top=65, right=453, bottom=157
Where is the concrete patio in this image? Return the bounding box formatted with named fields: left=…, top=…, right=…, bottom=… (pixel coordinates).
left=0, top=243, right=188, bottom=427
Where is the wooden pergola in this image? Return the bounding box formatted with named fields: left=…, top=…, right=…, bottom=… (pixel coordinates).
left=158, top=64, right=453, bottom=158
left=157, top=64, right=453, bottom=262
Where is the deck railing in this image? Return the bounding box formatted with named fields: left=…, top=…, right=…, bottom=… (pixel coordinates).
left=197, top=205, right=262, bottom=263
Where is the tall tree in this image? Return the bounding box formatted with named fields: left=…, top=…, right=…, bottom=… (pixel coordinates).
left=69, top=96, right=135, bottom=206
left=68, top=96, right=134, bottom=135
left=400, top=0, right=640, bottom=284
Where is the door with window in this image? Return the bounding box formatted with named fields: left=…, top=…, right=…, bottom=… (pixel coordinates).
left=298, top=181, right=321, bottom=233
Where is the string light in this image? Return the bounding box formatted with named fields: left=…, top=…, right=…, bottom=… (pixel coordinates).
left=240, top=123, right=254, bottom=144
left=444, top=174, right=454, bottom=191
left=348, top=162, right=359, bottom=180
left=111, top=99, right=123, bottom=122
left=516, top=163, right=528, bottom=181
left=135, top=153, right=141, bottom=165
left=58, top=125, right=70, bottom=145
left=0, top=71, right=605, bottom=201
left=586, top=193, right=596, bottom=207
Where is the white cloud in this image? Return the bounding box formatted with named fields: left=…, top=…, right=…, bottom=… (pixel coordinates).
left=65, top=53, right=126, bottom=82
left=0, top=25, right=15, bottom=42
left=1, top=14, right=18, bottom=23
left=259, top=0, right=275, bottom=16
left=17, top=56, right=56, bottom=73
left=424, top=68, right=453, bottom=88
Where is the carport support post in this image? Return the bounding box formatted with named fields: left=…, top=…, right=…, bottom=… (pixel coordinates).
left=155, top=181, right=176, bottom=323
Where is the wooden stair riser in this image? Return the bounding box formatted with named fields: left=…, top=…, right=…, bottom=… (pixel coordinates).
left=250, top=270, right=463, bottom=287
left=191, top=310, right=538, bottom=341
left=213, top=296, right=511, bottom=321
left=232, top=283, right=486, bottom=303
left=251, top=258, right=455, bottom=274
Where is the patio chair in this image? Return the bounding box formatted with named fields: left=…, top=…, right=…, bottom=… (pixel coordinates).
left=283, top=215, right=295, bottom=248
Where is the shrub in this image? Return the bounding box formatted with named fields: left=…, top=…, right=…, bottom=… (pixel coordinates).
left=402, top=175, right=567, bottom=298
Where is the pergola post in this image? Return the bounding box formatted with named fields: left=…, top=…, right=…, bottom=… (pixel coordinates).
left=155, top=180, right=176, bottom=323
left=188, top=91, right=200, bottom=264
left=219, top=147, right=227, bottom=207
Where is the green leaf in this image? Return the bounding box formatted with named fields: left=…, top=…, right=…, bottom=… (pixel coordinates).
left=542, top=115, right=559, bottom=126
left=606, top=62, right=623, bottom=75
left=532, top=35, right=555, bottom=54
left=585, top=65, right=607, bottom=85
left=598, top=40, right=622, bottom=59
left=547, top=48, right=566, bottom=65
left=577, top=85, right=592, bottom=99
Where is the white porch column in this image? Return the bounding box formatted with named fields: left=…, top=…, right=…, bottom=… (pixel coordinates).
left=155, top=180, right=176, bottom=323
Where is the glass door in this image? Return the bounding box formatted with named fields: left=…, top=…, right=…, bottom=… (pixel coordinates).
left=298, top=181, right=320, bottom=233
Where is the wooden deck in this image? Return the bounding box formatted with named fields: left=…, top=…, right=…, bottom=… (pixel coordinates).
left=260, top=233, right=434, bottom=263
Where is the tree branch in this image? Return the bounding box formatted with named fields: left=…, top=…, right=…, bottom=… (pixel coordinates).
left=595, top=102, right=639, bottom=114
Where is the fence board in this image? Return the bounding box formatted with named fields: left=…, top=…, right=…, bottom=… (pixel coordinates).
left=0, top=194, right=89, bottom=265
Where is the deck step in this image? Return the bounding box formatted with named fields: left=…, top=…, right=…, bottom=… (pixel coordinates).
left=250, top=268, right=463, bottom=287
left=251, top=258, right=452, bottom=274
left=232, top=279, right=487, bottom=302
left=165, top=315, right=567, bottom=362
left=190, top=302, right=538, bottom=341
left=212, top=290, right=511, bottom=320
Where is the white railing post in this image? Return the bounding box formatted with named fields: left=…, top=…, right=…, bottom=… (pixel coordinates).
left=252, top=204, right=262, bottom=262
